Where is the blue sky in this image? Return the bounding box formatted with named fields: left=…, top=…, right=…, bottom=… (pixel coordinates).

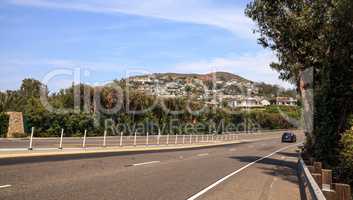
left=0, top=0, right=292, bottom=92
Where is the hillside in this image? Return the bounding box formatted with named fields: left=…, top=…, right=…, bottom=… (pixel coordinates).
left=127, top=71, right=252, bottom=83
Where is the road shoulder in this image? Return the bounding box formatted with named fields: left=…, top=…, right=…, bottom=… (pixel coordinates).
left=199, top=146, right=300, bottom=200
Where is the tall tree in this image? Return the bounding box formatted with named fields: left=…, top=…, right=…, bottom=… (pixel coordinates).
left=20, top=79, right=47, bottom=98
left=246, top=0, right=353, bottom=165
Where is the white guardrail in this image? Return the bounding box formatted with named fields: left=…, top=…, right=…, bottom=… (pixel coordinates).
left=0, top=129, right=297, bottom=150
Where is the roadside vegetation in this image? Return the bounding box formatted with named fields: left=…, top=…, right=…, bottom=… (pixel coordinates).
left=0, top=112, right=8, bottom=138
left=339, top=119, right=353, bottom=189
left=246, top=0, right=353, bottom=191
left=0, top=79, right=299, bottom=137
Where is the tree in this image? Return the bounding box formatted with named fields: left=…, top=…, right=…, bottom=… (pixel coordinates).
left=185, top=85, right=192, bottom=96
left=0, top=91, right=26, bottom=112
left=246, top=0, right=322, bottom=143
left=246, top=0, right=353, bottom=166
left=20, top=79, right=47, bottom=98
left=0, top=113, right=9, bottom=137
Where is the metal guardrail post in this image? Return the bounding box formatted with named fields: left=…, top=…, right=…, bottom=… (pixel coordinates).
left=28, top=127, right=34, bottom=150
left=103, top=130, right=107, bottom=147
left=157, top=129, right=161, bottom=145
left=82, top=130, right=87, bottom=148
left=119, top=131, right=123, bottom=147
left=59, top=129, right=64, bottom=149
left=298, top=159, right=308, bottom=200
left=134, top=131, right=137, bottom=146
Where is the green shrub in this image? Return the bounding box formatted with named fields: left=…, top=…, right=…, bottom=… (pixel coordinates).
left=0, top=113, right=9, bottom=137
left=339, top=130, right=353, bottom=190
left=12, top=132, right=27, bottom=138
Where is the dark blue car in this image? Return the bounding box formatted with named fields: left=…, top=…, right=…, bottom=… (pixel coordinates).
left=281, top=132, right=297, bottom=143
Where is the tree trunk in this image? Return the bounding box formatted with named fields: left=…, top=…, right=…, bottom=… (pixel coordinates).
left=299, top=68, right=314, bottom=146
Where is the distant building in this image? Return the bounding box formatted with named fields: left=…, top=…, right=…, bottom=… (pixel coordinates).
left=226, top=97, right=265, bottom=108
left=260, top=99, right=271, bottom=106
left=276, top=97, right=297, bottom=106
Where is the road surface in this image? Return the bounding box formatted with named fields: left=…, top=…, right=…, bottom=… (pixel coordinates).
left=0, top=133, right=303, bottom=200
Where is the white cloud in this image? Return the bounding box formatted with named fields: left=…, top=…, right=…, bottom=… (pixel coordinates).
left=171, top=51, right=293, bottom=88
left=6, top=0, right=255, bottom=39
left=0, top=58, right=126, bottom=72
left=0, top=51, right=293, bottom=92
left=0, top=58, right=126, bottom=91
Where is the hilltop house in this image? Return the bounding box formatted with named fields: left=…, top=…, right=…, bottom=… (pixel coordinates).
left=226, top=96, right=269, bottom=108
left=276, top=97, right=297, bottom=106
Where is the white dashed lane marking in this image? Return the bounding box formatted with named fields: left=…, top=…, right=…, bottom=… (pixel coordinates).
left=126, top=161, right=160, bottom=167
left=0, top=185, right=12, bottom=189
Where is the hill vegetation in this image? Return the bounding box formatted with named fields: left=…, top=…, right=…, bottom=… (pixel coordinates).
left=0, top=78, right=300, bottom=137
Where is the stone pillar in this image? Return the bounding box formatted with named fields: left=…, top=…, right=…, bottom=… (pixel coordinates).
left=6, top=112, right=25, bottom=138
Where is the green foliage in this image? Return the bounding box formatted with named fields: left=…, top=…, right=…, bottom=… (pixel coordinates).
left=0, top=91, right=26, bottom=112
left=265, top=105, right=301, bottom=120
left=11, top=132, right=26, bottom=138
left=339, top=130, right=353, bottom=190
left=0, top=77, right=300, bottom=136
left=246, top=0, right=353, bottom=188
left=20, top=78, right=47, bottom=98
left=248, top=111, right=294, bottom=130
left=0, top=113, right=9, bottom=137
left=256, top=82, right=297, bottom=98
left=24, top=112, right=95, bottom=137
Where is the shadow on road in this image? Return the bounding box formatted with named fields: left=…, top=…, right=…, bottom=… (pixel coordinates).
left=229, top=155, right=298, bottom=184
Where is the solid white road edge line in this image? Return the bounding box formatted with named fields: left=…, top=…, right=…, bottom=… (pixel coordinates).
left=186, top=142, right=301, bottom=200
left=132, top=161, right=160, bottom=166
left=0, top=184, right=12, bottom=189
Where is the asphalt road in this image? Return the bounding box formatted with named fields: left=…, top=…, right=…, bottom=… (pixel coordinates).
left=0, top=132, right=303, bottom=200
